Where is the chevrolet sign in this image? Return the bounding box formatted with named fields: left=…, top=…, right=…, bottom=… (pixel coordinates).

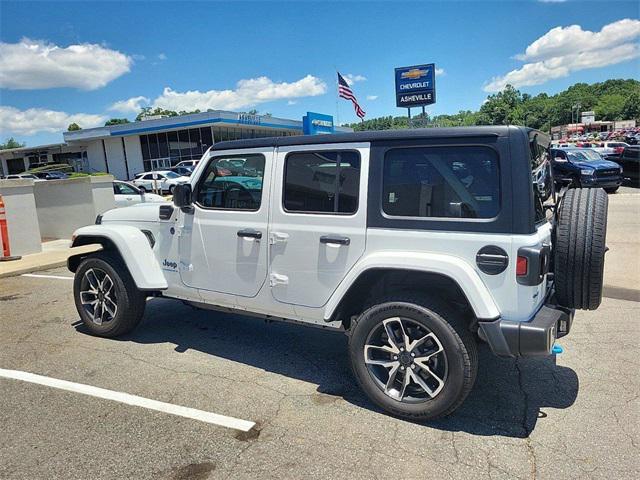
left=395, top=64, right=436, bottom=108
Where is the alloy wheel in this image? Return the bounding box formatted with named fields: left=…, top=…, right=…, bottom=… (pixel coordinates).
left=79, top=268, right=118, bottom=325
left=363, top=317, right=448, bottom=403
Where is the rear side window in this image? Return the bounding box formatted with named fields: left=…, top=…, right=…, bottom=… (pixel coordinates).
left=382, top=146, right=500, bottom=219
left=283, top=150, right=360, bottom=214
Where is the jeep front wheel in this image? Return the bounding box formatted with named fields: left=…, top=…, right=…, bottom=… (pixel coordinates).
left=349, top=295, right=477, bottom=420
left=73, top=253, right=146, bottom=338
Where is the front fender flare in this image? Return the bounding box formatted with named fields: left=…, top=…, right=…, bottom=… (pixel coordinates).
left=70, top=225, right=168, bottom=290
left=324, top=251, right=500, bottom=321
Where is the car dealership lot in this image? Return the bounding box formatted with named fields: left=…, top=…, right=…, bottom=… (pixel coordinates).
left=1, top=192, right=638, bottom=480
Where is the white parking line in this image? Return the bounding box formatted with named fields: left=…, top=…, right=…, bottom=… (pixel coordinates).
left=21, top=274, right=73, bottom=280
left=0, top=368, right=255, bottom=432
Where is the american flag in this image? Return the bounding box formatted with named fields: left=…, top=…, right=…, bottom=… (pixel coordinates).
left=338, top=72, right=365, bottom=119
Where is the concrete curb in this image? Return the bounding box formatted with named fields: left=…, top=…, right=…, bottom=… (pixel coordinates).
left=0, top=244, right=101, bottom=279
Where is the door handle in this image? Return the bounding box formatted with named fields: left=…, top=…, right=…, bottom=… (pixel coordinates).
left=269, top=231, right=289, bottom=244
left=237, top=229, right=262, bottom=239
left=320, top=235, right=350, bottom=246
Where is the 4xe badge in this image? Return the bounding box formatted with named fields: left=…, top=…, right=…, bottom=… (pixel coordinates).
left=162, top=259, right=178, bottom=271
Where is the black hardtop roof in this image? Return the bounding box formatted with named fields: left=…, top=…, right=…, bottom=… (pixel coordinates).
left=211, top=126, right=528, bottom=151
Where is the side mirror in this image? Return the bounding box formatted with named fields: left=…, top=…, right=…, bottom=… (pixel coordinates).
left=173, top=183, right=192, bottom=208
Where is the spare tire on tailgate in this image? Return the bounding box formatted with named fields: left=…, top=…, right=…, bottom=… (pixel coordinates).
left=554, top=188, right=608, bottom=310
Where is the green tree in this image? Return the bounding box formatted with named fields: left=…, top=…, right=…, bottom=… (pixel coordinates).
left=594, top=94, right=626, bottom=121
left=67, top=123, right=81, bottom=131
left=0, top=137, right=26, bottom=150
left=347, top=78, right=639, bottom=133
left=135, top=107, right=179, bottom=121
left=621, top=90, right=640, bottom=121
left=104, top=118, right=131, bottom=126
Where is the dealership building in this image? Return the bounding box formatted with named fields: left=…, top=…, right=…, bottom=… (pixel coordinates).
left=0, top=110, right=348, bottom=179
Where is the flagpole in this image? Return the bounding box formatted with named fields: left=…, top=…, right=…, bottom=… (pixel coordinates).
left=334, top=68, right=340, bottom=126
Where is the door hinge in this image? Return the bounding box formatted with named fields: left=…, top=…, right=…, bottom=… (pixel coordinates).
left=269, top=273, right=289, bottom=287
left=269, top=231, right=289, bottom=245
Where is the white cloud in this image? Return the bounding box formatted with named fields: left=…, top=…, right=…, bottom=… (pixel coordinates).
left=0, top=106, right=107, bottom=135
left=287, top=100, right=298, bottom=105
left=366, top=95, right=378, bottom=101
left=108, top=96, right=150, bottom=114
left=157, top=53, right=167, bottom=61
left=344, top=74, right=367, bottom=86
left=435, top=68, right=445, bottom=76
left=0, top=38, right=132, bottom=90
left=515, top=18, right=640, bottom=61
left=484, top=18, right=640, bottom=92
left=152, top=75, right=327, bottom=111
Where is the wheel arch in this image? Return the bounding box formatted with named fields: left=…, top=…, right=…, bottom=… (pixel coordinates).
left=68, top=225, right=168, bottom=291
left=324, top=252, right=500, bottom=328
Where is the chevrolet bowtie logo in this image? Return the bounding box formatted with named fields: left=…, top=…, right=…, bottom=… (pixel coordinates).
left=401, top=68, right=428, bottom=80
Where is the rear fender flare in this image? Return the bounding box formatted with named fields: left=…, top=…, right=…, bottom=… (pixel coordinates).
left=324, top=251, right=500, bottom=321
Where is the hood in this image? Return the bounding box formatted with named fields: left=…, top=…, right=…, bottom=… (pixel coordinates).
left=570, top=158, right=621, bottom=170
left=101, top=203, right=165, bottom=223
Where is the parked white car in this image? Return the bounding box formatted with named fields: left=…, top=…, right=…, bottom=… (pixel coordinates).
left=131, top=170, right=189, bottom=194
left=4, top=173, right=42, bottom=180
left=175, top=159, right=200, bottom=168
left=113, top=180, right=167, bottom=208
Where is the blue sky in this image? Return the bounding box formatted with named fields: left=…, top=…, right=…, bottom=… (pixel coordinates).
left=1, top=0, right=639, bottom=146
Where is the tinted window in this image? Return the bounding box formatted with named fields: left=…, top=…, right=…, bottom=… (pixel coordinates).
left=158, top=133, right=169, bottom=158
left=115, top=183, right=138, bottom=195
left=148, top=134, right=159, bottom=159
left=383, top=146, right=499, bottom=219
left=196, top=154, right=265, bottom=210
left=283, top=151, right=360, bottom=214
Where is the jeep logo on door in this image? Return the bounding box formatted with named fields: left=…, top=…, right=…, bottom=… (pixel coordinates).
left=162, top=259, right=178, bottom=271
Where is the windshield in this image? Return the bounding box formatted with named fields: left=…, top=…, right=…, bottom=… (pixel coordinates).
left=164, top=171, right=180, bottom=178
left=568, top=150, right=602, bottom=162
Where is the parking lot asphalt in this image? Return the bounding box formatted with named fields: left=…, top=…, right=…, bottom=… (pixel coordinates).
left=1, top=191, right=638, bottom=480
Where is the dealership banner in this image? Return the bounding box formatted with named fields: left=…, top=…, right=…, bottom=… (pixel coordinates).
left=395, top=64, right=436, bottom=108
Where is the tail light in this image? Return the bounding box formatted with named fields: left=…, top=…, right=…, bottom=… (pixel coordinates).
left=516, top=245, right=550, bottom=286
left=516, top=256, right=528, bottom=276
left=614, top=147, right=624, bottom=154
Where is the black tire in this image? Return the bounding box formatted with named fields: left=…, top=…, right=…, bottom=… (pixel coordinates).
left=604, top=186, right=619, bottom=194
left=554, top=188, right=608, bottom=310
left=349, top=294, right=477, bottom=420
left=73, top=252, right=146, bottom=337
left=169, top=185, right=175, bottom=195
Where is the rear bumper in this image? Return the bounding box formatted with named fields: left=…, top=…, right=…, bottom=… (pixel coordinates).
left=478, top=297, right=574, bottom=357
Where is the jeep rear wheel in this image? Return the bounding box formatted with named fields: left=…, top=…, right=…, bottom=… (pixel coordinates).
left=554, top=187, right=608, bottom=310
left=73, top=252, right=146, bottom=337
left=349, top=295, right=477, bottom=420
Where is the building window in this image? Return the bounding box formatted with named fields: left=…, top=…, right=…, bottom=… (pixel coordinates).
left=283, top=151, right=360, bottom=214
left=158, top=132, right=169, bottom=158
left=189, top=128, right=201, bottom=156
left=148, top=134, right=159, bottom=159
left=168, top=131, right=180, bottom=161
left=382, top=146, right=500, bottom=219
left=201, top=127, right=213, bottom=150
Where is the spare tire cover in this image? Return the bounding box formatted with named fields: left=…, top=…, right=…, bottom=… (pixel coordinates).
left=554, top=188, right=608, bottom=310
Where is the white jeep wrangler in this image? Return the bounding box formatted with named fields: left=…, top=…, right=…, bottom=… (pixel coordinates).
left=69, top=127, right=608, bottom=420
